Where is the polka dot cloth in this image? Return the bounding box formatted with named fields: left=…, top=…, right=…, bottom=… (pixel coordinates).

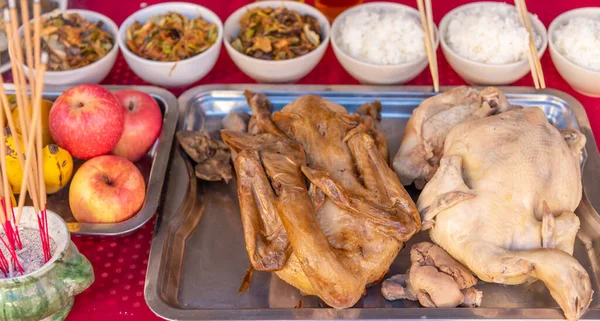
left=5, top=0, right=596, bottom=320
left=68, top=221, right=157, bottom=320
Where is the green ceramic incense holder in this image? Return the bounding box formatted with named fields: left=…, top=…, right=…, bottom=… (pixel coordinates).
left=0, top=207, right=94, bottom=321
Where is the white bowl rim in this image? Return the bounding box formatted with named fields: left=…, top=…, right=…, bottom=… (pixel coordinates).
left=19, top=9, right=119, bottom=76
left=117, top=2, right=224, bottom=67
left=548, top=7, right=600, bottom=75
left=330, top=1, right=440, bottom=69
left=439, top=1, right=548, bottom=68
left=223, top=0, right=331, bottom=65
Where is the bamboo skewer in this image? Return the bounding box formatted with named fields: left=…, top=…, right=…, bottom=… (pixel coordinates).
left=417, top=0, right=439, bottom=92
left=515, top=0, right=545, bottom=89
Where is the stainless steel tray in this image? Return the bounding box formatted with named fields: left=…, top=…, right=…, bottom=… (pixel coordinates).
left=146, top=85, right=600, bottom=320
left=3, top=84, right=178, bottom=236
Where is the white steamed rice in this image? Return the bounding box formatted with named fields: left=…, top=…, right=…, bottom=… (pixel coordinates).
left=335, top=8, right=426, bottom=65
left=445, top=3, right=542, bottom=64
left=553, top=16, right=600, bottom=71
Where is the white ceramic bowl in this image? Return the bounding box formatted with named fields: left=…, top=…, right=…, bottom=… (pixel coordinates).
left=439, top=2, right=548, bottom=85
left=118, top=2, right=223, bottom=88
left=20, top=9, right=119, bottom=86
left=331, top=2, right=439, bottom=85
left=223, top=1, right=330, bottom=83
left=549, top=8, right=600, bottom=97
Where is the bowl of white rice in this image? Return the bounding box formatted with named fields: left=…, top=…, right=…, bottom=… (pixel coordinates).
left=549, top=8, right=600, bottom=97
left=331, top=2, right=437, bottom=85
left=439, top=2, right=547, bottom=85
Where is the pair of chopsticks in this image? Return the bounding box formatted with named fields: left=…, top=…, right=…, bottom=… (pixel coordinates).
left=0, top=0, right=51, bottom=262
left=416, top=0, right=439, bottom=92
left=515, top=0, right=545, bottom=89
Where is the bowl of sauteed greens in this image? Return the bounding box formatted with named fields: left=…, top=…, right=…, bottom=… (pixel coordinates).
left=117, top=2, right=223, bottom=87
left=19, top=9, right=119, bottom=86
left=223, top=0, right=330, bottom=83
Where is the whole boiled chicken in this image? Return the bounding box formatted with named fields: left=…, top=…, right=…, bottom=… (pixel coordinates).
left=417, top=106, right=591, bottom=321
left=393, top=86, right=513, bottom=189
left=222, top=91, right=421, bottom=309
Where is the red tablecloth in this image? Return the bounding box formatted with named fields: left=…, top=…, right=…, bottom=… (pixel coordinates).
left=62, top=0, right=600, bottom=320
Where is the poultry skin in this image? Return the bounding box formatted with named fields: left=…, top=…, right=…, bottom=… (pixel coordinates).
left=382, top=242, right=482, bottom=308
left=393, top=86, right=513, bottom=189
left=222, top=92, right=420, bottom=308
left=417, top=107, right=591, bottom=321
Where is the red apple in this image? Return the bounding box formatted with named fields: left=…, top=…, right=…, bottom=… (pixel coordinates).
left=49, top=84, right=125, bottom=160
left=111, top=90, right=163, bottom=162
left=69, top=155, right=146, bottom=223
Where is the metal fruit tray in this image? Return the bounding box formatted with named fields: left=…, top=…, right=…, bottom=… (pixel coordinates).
left=3, top=84, right=178, bottom=236
left=145, top=85, right=600, bottom=320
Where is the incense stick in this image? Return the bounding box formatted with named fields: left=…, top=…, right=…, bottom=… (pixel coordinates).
left=32, top=53, right=50, bottom=262
left=2, top=10, right=40, bottom=218
left=33, top=0, right=41, bottom=74
left=8, top=0, right=33, bottom=127
left=0, top=0, right=51, bottom=274
left=20, top=0, right=36, bottom=92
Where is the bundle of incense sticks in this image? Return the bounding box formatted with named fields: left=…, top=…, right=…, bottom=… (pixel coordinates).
left=0, top=0, right=50, bottom=276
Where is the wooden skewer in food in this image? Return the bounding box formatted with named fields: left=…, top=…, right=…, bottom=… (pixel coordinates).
left=515, top=0, right=545, bottom=89
left=416, top=0, right=439, bottom=92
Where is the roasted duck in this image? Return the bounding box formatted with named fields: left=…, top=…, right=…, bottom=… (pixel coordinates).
left=222, top=91, right=420, bottom=308
left=416, top=106, right=591, bottom=321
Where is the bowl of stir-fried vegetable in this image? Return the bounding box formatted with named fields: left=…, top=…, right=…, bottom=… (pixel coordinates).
left=18, top=9, right=119, bottom=86
left=223, top=0, right=330, bottom=83
left=117, top=2, right=223, bottom=88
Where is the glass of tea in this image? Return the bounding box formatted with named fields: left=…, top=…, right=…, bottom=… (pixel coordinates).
left=315, top=0, right=363, bottom=22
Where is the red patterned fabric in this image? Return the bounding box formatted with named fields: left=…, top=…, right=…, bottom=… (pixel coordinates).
left=61, top=1, right=599, bottom=320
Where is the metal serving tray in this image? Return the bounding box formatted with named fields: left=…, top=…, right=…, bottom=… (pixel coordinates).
left=4, top=84, right=178, bottom=236
left=146, top=85, right=600, bottom=320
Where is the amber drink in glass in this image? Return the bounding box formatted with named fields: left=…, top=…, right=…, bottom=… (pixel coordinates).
left=315, top=0, right=363, bottom=21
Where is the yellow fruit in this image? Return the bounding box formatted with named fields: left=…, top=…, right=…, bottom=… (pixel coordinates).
left=5, top=129, right=24, bottom=194
left=42, top=144, right=73, bottom=194
left=11, top=99, right=54, bottom=147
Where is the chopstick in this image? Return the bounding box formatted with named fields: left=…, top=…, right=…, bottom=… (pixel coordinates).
left=417, top=0, right=439, bottom=92
left=515, top=0, right=545, bottom=89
